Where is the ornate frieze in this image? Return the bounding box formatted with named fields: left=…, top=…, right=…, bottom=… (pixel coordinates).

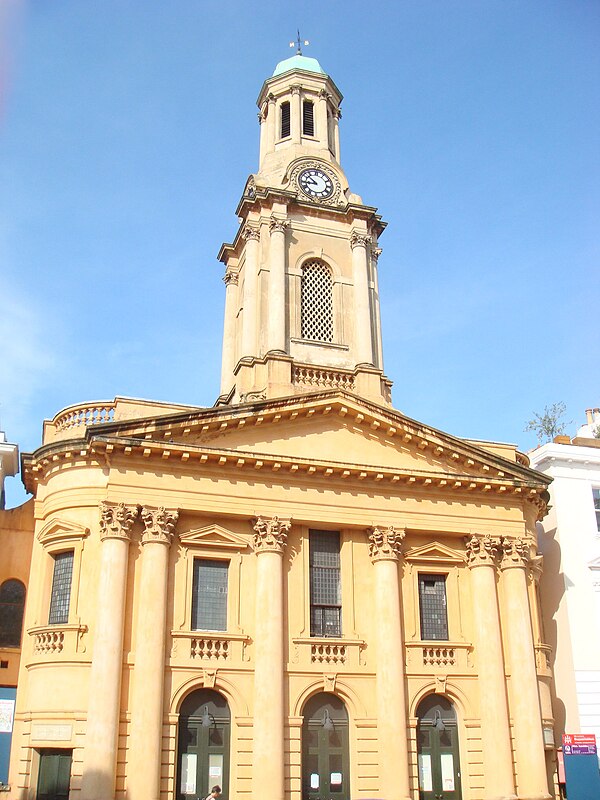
left=140, top=506, right=179, bottom=546
left=368, top=526, right=405, bottom=562
left=500, top=536, right=530, bottom=569
left=252, top=516, right=291, bottom=554
left=350, top=231, right=371, bottom=250
left=269, top=216, right=289, bottom=235
left=99, top=502, right=138, bottom=542
left=465, top=534, right=501, bottom=568
left=242, top=224, right=260, bottom=242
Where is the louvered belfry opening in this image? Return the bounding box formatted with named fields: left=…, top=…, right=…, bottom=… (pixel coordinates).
left=301, top=260, right=334, bottom=342
left=302, top=100, right=314, bottom=136
left=280, top=101, right=290, bottom=138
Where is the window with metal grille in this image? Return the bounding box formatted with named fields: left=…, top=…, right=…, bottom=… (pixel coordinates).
left=418, top=574, right=449, bottom=640
left=303, top=100, right=314, bottom=136
left=191, top=559, right=228, bottom=631
left=310, top=531, right=341, bottom=637
left=48, top=551, right=74, bottom=625
left=280, top=101, right=291, bottom=138
left=0, top=579, right=26, bottom=647
left=301, top=260, right=333, bottom=342
left=593, top=488, right=600, bottom=532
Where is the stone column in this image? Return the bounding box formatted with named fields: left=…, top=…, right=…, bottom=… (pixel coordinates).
left=333, top=108, right=342, bottom=161
left=266, top=93, right=276, bottom=153
left=370, top=246, right=384, bottom=370
left=241, top=224, right=260, bottom=359
left=258, top=107, right=267, bottom=165
left=318, top=89, right=329, bottom=146
left=220, top=269, right=239, bottom=394
left=268, top=216, right=289, bottom=353
left=500, top=537, right=550, bottom=800
left=368, top=526, right=411, bottom=800
left=350, top=231, right=374, bottom=365
left=80, top=503, right=137, bottom=800
left=291, top=84, right=301, bottom=144
left=465, top=535, right=516, bottom=800
left=252, top=516, right=290, bottom=800
left=127, top=507, right=178, bottom=800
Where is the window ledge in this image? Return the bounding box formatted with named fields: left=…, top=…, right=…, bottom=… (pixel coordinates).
left=169, top=630, right=251, bottom=664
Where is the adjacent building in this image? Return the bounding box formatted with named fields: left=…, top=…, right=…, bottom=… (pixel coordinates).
left=2, top=54, right=558, bottom=800
left=530, top=408, right=600, bottom=759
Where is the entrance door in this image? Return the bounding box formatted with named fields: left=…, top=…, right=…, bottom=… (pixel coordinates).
left=37, top=749, right=72, bottom=800
left=416, top=695, right=461, bottom=800
left=302, top=693, right=350, bottom=800
left=177, top=689, right=230, bottom=800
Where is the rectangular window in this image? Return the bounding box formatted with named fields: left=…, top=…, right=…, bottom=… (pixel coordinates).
left=310, top=530, right=341, bottom=637
left=48, top=551, right=74, bottom=625
left=191, top=559, right=228, bottom=631
left=593, top=488, right=600, bottom=532
left=418, top=574, right=448, bottom=640
left=280, top=101, right=290, bottom=138
left=303, top=100, right=314, bottom=136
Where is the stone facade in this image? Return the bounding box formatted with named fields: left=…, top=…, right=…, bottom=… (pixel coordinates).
left=2, top=54, right=558, bottom=800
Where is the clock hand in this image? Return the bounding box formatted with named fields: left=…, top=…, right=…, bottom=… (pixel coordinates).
left=305, top=176, right=319, bottom=187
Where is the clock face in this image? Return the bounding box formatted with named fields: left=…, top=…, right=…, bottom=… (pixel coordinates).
left=298, top=168, right=334, bottom=200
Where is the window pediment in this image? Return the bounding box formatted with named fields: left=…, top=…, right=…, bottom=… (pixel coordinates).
left=37, top=518, right=90, bottom=547
left=179, top=525, right=249, bottom=551
left=404, top=541, right=465, bottom=566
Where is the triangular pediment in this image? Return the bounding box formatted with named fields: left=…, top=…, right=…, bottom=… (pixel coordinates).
left=37, top=517, right=90, bottom=546
left=179, top=524, right=249, bottom=551
left=588, top=555, right=600, bottom=571
left=404, top=541, right=466, bottom=565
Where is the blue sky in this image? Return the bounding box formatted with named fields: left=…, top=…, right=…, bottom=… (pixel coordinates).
left=1, top=1, right=599, bottom=508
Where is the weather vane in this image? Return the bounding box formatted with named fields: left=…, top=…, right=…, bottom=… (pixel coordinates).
left=290, top=29, right=309, bottom=55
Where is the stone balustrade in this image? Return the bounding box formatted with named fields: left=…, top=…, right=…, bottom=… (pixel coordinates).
left=29, top=624, right=88, bottom=660
left=405, top=641, right=474, bottom=673
left=169, top=631, right=251, bottom=665
left=534, top=643, right=553, bottom=677
left=292, top=364, right=356, bottom=392
left=291, top=637, right=366, bottom=669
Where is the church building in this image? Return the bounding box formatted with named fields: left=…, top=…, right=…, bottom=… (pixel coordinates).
left=2, top=52, right=557, bottom=800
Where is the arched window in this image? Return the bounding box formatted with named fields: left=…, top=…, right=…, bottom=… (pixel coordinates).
left=301, top=260, right=333, bottom=343
left=0, top=579, right=26, bottom=648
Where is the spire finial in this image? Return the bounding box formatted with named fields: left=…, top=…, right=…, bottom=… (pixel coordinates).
left=289, top=29, right=309, bottom=55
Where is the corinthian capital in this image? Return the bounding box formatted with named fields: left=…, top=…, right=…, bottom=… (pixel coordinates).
left=252, top=516, right=291, bottom=554
left=140, top=507, right=178, bottom=546
left=99, top=502, right=138, bottom=542
left=242, top=224, right=260, bottom=242
left=269, top=216, right=289, bottom=235
left=371, top=247, right=382, bottom=263
left=223, top=270, right=239, bottom=286
left=500, top=536, right=530, bottom=569
left=368, top=526, right=405, bottom=562
left=350, top=231, right=371, bottom=250
left=465, top=534, right=500, bottom=568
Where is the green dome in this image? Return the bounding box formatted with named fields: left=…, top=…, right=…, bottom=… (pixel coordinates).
left=272, top=54, right=326, bottom=77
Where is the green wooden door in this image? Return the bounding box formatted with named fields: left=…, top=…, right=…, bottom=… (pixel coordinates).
left=417, top=695, right=461, bottom=800
left=37, top=749, right=72, bottom=800
left=177, top=689, right=230, bottom=800
left=302, top=693, right=350, bottom=800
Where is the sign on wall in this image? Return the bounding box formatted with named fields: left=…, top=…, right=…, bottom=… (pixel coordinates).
left=562, top=733, right=600, bottom=800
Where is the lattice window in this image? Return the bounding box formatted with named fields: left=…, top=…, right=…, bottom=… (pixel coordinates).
left=418, top=574, right=449, bottom=641
left=301, top=260, right=333, bottom=342
left=310, top=530, right=341, bottom=637
left=192, top=559, right=228, bottom=632
left=48, top=551, right=74, bottom=625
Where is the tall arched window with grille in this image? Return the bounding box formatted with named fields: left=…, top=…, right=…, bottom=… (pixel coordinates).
left=0, top=579, right=26, bottom=648
left=301, top=260, right=334, bottom=342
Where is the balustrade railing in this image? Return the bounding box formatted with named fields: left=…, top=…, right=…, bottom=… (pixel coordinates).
left=292, top=365, right=356, bottom=392
left=405, top=641, right=473, bottom=673
left=170, top=631, right=250, bottom=664
left=291, top=637, right=366, bottom=669
left=28, top=624, right=88, bottom=660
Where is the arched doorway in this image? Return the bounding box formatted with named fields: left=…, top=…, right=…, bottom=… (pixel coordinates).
left=177, top=688, right=230, bottom=800
left=302, top=692, right=350, bottom=800
left=416, top=694, right=462, bottom=800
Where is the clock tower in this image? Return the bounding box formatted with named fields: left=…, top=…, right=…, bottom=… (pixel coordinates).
left=218, top=53, right=392, bottom=406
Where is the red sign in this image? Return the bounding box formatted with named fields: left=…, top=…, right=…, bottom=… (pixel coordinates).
left=563, top=733, right=597, bottom=756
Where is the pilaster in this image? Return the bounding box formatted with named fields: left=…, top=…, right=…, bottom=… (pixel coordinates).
left=368, top=526, right=411, bottom=800
left=350, top=231, right=374, bottom=365
left=252, top=515, right=290, bottom=800
left=268, top=215, right=289, bottom=354
left=127, top=506, right=179, bottom=800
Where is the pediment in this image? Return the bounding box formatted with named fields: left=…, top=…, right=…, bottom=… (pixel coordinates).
left=588, top=555, right=600, bottom=571
left=179, top=524, right=249, bottom=551
left=37, top=517, right=90, bottom=546
left=404, top=541, right=466, bottom=565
